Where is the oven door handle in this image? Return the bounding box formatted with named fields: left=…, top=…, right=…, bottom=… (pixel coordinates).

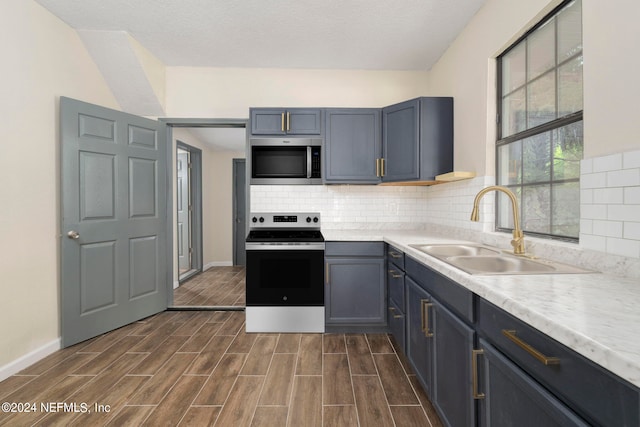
left=246, top=243, right=325, bottom=251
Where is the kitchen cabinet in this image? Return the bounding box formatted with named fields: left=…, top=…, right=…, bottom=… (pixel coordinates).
left=477, top=298, right=639, bottom=427
left=324, top=242, right=386, bottom=330
left=386, top=244, right=406, bottom=351
left=381, top=97, right=453, bottom=183
left=405, top=256, right=476, bottom=427
left=323, top=108, right=381, bottom=183
left=250, top=108, right=322, bottom=135
left=477, top=338, right=589, bottom=427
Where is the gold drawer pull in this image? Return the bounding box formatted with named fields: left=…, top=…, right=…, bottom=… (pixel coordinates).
left=421, top=300, right=434, bottom=338
left=388, top=269, right=403, bottom=278
left=502, top=329, right=560, bottom=366
left=472, top=349, right=485, bottom=399
left=388, top=251, right=401, bottom=259
left=281, top=112, right=286, bottom=131
left=388, top=307, right=402, bottom=319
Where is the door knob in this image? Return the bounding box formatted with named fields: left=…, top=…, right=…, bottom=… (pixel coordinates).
left=67, top=230, right=80, bottom=240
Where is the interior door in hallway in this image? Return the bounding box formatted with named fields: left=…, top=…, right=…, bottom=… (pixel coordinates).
left=61, top=97, right=168, bottom=347
left=177, top=149, right=191, bottom=275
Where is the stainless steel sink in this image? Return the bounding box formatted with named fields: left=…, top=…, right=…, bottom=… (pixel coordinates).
left=409, top=244, right=593, bottom=275
left=410, top=244, right=501, bottom=257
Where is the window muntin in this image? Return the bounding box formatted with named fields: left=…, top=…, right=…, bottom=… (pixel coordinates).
left=497, top=0, right=582, bottom=240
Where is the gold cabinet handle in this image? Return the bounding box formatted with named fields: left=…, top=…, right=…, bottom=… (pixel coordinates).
left=325, top=262, right=329, bottom=284
left=380, top=158, right=386, bottom=177
left=388, top=269, right=403, bottom=278
left=421, top=300, right=434, bottom=337
left=388, top=251, right=401, bottom=259
left=502, top=329, right=560, bottom=366
left=472, top=349, right=485, bottom=399
left=376, top=158, right=381, bottom=177
left=388, top=306, right=403, bottom=319
left=281, top=112, right=285, bottom=132
left=286, top=111, right=291, bottom=131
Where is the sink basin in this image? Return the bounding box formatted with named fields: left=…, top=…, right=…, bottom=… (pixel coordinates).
left=409, top=244, right=593, bottom=275
left=446, top=255, right=557, bottom=274
left=410, top=244, right=501, bottom=257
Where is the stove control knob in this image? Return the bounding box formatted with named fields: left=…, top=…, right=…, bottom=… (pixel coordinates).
left=252, top=217, right=257, bottom=223
left=306, top=217, right=311, bottom=223
left=313, top=217, right=319, bottom=223
left=259, top=217, right=265, bottom=223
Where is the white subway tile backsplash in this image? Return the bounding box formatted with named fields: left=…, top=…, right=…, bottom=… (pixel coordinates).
left=607, top=168, right=640, bottom=187
left=623, top=150, right=640, bottom=169
left=593, top=153, right=623, bottom=172
left=580, top=149, right=640, bottom=261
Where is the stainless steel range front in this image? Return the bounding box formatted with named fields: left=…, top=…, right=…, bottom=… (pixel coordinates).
left=245, top=212, right=325, bottom=333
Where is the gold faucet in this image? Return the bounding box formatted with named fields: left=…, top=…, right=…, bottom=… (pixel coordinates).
left=470, top=186, right=525, bottom=255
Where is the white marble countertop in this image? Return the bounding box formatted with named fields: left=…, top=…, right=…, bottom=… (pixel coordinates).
left=323, top=229, right=640, bottom=389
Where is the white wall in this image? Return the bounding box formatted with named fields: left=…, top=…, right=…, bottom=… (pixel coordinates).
left=0, top=0, right=119, bottom=372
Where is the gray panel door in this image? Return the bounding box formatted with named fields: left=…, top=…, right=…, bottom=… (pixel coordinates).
left=233, top=159, right=246, bottom=266
left=61, top=97, right=168, bottom=347
left=177, top=151, right=191, bottom=273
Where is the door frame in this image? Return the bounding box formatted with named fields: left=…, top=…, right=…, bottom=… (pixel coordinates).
left=176, top=141, right=203, bottom=283
left=232, top=158, right=247, bottom=266
left=159, top=118, right=249, bottom=306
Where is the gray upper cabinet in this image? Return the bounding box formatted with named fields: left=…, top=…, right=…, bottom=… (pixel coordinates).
left=382, top=97, right=453, bottom=183
left=250, top=108, right=323, bottom=135
left=324, top=108, right=381, bottom=183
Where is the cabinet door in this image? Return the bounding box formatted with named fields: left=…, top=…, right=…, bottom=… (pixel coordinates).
left=251, top=108, right=322, bottom=135
left=405, top=276, right=434, bottom=397
left=324, top=109, right=381, bottom=183
left=478, top=339, right=589, bottom=427
left=325, top=257, right=385, bottom=325
left=382, top=98, right=420, bottom=182
left=251, top=109, right=287, bottom=135
left=388, top=298, right=405, bottom=352
left=432, top=300, right=475, bottom=427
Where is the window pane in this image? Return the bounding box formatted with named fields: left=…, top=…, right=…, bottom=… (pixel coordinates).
left=498, top=141, right=522, bottom=185
left=557, top=0, right=582, bottom=61
left=553, top=121, right=583, bottom=180
left=527, top=71, right=556, bottom=128
left=558, top=55, right=583, bottom=116
left=527, top=20, right=555, bottom=81
left=497, top=188, right=521, bottom=230
left=502, top=43, right=526, bottom=94
left=502, top=88, right=526, bottom=137
left=552, top=181, right=580, bottom=238
left=522, top=184, right=551, bottom=234
left=523, top=131, right=551, bottom=183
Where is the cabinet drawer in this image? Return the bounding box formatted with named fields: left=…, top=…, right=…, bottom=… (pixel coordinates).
left=478, top=298, right=639, bottom=427
left=325, top=241, right=384, bottom=257
left=386, top=245, right=405, bottom=270
left=405, top=256, right=474, bottom=324
left=387, top=262, right=405, bottom=311
left=388, top=299, right=405, bottom=352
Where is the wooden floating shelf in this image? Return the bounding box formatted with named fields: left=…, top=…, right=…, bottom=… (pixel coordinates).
left=378, top=171, right=476, bottom=186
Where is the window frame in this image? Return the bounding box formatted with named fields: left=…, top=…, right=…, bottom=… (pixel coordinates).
left=496, top=0, right=583, bottom=242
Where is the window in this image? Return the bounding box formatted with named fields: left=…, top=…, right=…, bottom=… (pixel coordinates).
left=497, top=0, right=583, bottom=240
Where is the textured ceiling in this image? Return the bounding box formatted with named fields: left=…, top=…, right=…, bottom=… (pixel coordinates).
left=35, top=0, right=486, bottom=71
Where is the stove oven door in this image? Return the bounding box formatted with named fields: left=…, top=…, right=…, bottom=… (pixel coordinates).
left=246, top=247, right=324, bottom=306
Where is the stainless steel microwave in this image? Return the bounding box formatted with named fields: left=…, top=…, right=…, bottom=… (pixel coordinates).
left=250, top=138, right=322, bottom=185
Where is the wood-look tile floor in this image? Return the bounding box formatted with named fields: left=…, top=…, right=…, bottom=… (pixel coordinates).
left=173, top=267, right=246, bottom=307
left=1, top=267, right=444, bottom=426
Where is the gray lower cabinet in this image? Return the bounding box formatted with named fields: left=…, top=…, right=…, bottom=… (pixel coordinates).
left=324, top=108, right=381, bottom=183
left=406, top=276, right=434, bottom=397
left=250, top=108, right=322, bottom=135
left=406, top=256, right=476, bottom=427
left=382, top=97, right=453, bottom=183
left=387, top=244, right=406, bottom=350
left=325, top=242, right=386, bottom=329
left=478, top=338, right=589, bottom=427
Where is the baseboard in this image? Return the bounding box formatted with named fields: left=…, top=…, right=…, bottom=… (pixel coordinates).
left=204, top=261, right=233, bottom=270
left=0, top=338, right=61, bottom=382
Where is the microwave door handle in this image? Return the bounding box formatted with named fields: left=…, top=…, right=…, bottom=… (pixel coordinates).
left=307, top=146, right=312, bottom=178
